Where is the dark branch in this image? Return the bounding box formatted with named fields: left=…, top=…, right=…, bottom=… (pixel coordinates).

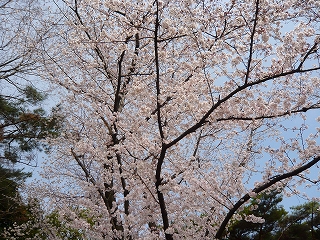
left=154, top=2, right=164, bottom=140
left=166, top=66, right=320, bottom=149
left=297, top=41, right=319, bottom=70
left=244, top=0, right=260, bottom=84
left=216, top=104, right=320, bottom=122
left=154, top=2, right=172, bottom=239
left=114, top=50, right=125, bottom=112
left=215, top=155, right=320, bottom=239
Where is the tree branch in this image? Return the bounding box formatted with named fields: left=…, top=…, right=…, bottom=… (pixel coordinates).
left=114, top=50, right=126, bottom=112
left=216, top=104, right=320, bottom=122
left=166, top=66, right=320, bottom=149
left=154, top=2, right=164, bottom=140
left=154, top=1, right=172, bottom=239
left=244, top=0, right=260, bottom=84
left=215, top=155, right=320, bottom=239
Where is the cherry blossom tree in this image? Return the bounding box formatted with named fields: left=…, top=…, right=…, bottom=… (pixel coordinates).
left=30, top=0, right=320, bottom=239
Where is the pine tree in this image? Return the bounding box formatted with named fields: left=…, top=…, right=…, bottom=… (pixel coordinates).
left=0, top=0, right=60, bottom=236
left=276, top=201, right=320, bottom=240
left=0, top=86, right=60, bottom=237
left=227, top=191, right=287, bottom=240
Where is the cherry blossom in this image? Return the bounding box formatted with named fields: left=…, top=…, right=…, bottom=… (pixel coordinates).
left=20, top=0, right=320, bottom=239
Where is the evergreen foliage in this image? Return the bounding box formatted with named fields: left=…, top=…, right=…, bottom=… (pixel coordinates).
left=227, top=191, right=320, bottom=240
left=0, top=85, right=60, bottom=238
left=0, top=87, right=59, bottom=164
